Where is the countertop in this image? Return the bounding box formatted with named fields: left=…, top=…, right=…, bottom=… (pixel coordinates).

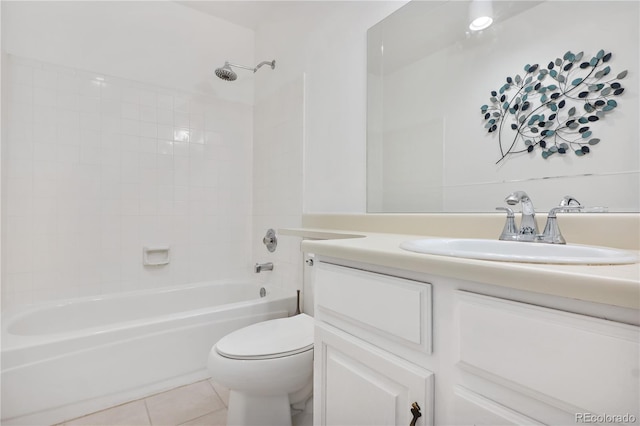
left=282, top=228, right=640, bottom=310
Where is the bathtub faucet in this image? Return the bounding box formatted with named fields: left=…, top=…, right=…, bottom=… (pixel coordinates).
left=255, top=262, right=274, bottom=273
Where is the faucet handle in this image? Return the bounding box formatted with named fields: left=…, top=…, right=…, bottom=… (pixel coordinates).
left=496, top=206, right=515, bottom=217
left=559, top=195, right=581, bottom=207
left=496, top=207, right=518, bottom=241
left=537, top=206, right=584, bottom=244
left=548, top=205, right=584, bottom=218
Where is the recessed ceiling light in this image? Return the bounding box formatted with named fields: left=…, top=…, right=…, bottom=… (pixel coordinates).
left=469, top=16, right=493, bottom=31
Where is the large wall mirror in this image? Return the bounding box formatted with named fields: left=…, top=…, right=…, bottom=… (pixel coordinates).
left=367, top=0, right=639, bottom=213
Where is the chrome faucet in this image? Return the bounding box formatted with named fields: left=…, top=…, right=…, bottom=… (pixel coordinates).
left=254, top=262, right=274, bottom=273
left=504, top=191, right=539, bottom=241
left=536, top=197, right=583, bottom=244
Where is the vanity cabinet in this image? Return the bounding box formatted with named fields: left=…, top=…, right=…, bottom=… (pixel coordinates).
left=312, top=260, right=640, bottom=425
left=313, top=262, right=434, bottom=426
left=454, top=291, right=640, bottom=422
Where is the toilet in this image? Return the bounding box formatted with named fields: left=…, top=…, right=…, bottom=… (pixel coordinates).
left=207, top=314, right=314, bottom=426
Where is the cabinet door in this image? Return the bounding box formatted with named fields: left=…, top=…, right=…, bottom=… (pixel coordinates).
left=314, top=323, right=434, bottom=426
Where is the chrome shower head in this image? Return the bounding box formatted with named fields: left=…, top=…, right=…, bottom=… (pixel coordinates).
left=214, top=59, right=275, bottom=82
left=215, top=62, right=237, bottom=81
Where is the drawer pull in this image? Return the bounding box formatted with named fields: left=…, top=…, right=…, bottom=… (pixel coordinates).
left=409, top=402, right=422, bottom=426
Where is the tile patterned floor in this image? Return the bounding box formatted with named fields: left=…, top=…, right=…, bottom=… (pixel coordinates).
left=58, top=379, right=229, bottom=426
left=57, top=379, right=312, bottom=426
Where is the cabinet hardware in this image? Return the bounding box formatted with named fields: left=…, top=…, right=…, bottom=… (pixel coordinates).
left=410, top=402, right=421, bottom=426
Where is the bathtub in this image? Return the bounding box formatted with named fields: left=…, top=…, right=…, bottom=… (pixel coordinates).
left=1, top=281, right=296, bottom=425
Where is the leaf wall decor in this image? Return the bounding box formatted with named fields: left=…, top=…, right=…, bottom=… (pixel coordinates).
left=480, top=50, right=627, bottom=164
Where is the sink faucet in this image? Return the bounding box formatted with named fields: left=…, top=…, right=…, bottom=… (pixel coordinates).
left=504, top=191, right=538, bottom=241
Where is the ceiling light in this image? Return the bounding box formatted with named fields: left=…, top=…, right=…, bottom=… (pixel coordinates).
left=469, top=0, right=493, bottom=31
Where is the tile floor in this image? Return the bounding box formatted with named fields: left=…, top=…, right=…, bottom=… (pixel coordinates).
left=57, top=379, right=313, bottom=426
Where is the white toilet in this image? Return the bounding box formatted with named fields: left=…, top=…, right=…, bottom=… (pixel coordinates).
left=207, top=313, right=314, bottom=426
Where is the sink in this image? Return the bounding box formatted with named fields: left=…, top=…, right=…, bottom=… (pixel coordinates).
left=399, top=238, right=639, bottom=265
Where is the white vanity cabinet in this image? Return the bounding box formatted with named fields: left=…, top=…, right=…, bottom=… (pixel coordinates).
left=312, top=259, right=640, bottom=426
left=453, top=291, right=640, bottom=425
left=313, top=262, right=434, bottom=426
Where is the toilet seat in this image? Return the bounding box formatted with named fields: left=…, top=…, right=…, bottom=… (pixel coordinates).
left=216, top=313, right=314, bottom=360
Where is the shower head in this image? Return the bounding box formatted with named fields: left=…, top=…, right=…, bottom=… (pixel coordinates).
left=215, top=59, right=276, bottom=81
left=215, top=62, right=237, bottom=81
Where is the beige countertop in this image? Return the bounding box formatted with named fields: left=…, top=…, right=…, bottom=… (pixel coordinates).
left=282, top=227, right=640, bottom=310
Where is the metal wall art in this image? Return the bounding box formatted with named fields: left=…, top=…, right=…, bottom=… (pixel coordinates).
left=481, top=50, right=627, bottom=164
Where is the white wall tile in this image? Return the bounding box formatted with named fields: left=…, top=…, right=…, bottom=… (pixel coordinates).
left=10, top=84, right=33, bottom=104
left=139, top=122, right=157, bottom=138
left=121, top=118, right=140, bottom=136
left=79, top=96, right=100, bottom=114
left=174, top=111, right=189, bottom=128
left=121, top=102, right=140, bottom=120
left=157, top=108, right=173, bottom=126
left=33, top=87, right=57, bottom=107
left=140, top=105, right=157, bottom=123
left=2, top=55, right=254, bottom=310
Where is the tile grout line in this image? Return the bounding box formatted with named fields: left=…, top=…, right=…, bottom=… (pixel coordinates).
left=143, top=397, right=153, bottom=426
left=175, top=406, right=227, bottom=426
left=207, top=379, right=228, bottom=408
left=58, top=379, right=214, bottom=426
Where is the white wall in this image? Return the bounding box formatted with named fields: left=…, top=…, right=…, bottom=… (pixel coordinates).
left=255, top=1, right=408, bottom=215
left=1, top=1, right=255, bottom=104
left=1, top=2, right=255, bottom=310
left=249, top=1, right=406, bottom=303
left=1, top=4, right=4, bottom=298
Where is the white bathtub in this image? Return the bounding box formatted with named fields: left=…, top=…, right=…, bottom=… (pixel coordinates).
left=1, top=281, right=296, bottom=425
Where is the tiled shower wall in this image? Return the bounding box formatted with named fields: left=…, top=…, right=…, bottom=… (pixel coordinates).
left=1, top=55, right=253, bottom=310
left=252, top=76, right=304, bottom=298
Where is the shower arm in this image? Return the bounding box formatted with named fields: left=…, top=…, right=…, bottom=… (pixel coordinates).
left=226, top=60, right=275, bottom=73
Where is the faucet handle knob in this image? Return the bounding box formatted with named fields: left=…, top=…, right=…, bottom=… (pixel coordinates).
left=495, top=206, right=515, bottom=217
left=496, top=207, right=518, bottom=240
left=548, top=205, right=584, bottom=218
left=559, top=195, right=581, bottom=207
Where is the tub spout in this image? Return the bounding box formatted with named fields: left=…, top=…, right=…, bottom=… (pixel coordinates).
left=255, top=262, right=274, bottom=273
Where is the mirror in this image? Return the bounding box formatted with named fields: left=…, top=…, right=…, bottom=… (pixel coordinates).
left=367, top=0, right=639, bottom=213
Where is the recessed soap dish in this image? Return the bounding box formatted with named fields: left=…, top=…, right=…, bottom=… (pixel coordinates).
left=143, top=246, right=170, bottom=266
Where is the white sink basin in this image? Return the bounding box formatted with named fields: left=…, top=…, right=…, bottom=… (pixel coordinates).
left=399, top=238, right=639, bottom=265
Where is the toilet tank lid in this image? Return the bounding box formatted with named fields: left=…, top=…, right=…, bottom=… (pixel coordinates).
left=216, top=313, right=314, bottom=359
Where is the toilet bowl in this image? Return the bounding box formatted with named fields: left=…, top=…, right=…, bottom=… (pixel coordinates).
left=207, top=313, right=314, bottom=426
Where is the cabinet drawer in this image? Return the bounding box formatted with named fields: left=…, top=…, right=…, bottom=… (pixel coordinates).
left=315, top=262, right=432, bottom=355
left=455, top=291, right=640, bottom=416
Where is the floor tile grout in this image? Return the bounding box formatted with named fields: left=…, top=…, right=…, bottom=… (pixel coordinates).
left=56, top=378, right=310, bottom=426
left=175, top=405, right=227, bottom=426
left=207, top=380, right=228, bottom=408
left=58, top=379, right=226, bottom=426
left=143, top=398, right=153, bottom=425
